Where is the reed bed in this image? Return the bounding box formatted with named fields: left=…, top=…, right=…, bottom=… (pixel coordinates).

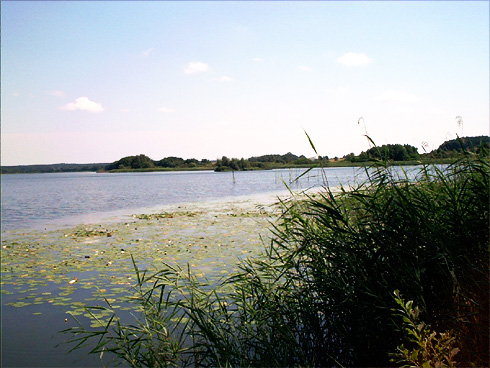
left=64, top=151, right=489, bottom=367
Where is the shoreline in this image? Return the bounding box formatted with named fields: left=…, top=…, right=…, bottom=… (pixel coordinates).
left=1, top=189, right=308, bottom=367
left=1, top=187, right=320, bottom=234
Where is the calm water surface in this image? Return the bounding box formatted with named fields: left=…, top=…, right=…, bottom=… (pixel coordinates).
left=1, top=168, right=364, bottom=230
left=1, top=166, right=425, bottom=367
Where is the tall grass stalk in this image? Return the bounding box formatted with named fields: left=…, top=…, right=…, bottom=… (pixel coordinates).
left=64, top=149, right=489, bottom=367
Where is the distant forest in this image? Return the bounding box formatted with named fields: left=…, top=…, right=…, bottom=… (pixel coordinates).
left=2, top=136, right=488, bottom=174
left=0, top=163, right=108, bottom=174
left=345, top=136, right=489, bottom=163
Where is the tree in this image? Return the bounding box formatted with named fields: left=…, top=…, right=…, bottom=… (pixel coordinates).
left=157, top=157, right=185, bottom=168
left=106, top=154, right=154, bottom=170
left=364, top=144, right=419, bottom=162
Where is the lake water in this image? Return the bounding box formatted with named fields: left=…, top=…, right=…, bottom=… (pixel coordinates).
left=1, top=167, right=365, bottom=231
left=1, top=166, right=419, bottom=367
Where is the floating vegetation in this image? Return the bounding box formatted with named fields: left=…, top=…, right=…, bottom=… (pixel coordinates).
left=65, top=226, right=115, bottom=238
left=1, top=197, right=277, bottom=323
left=226, top=210, right=265, bottom=218
left=132, top=210, right=201, bottom=220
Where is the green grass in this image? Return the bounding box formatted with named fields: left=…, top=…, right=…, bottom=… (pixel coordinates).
left=63, top=151, right=489, bottom=367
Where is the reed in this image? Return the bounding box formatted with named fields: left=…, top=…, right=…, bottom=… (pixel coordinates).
left=64, top=143, right=489, bottom=367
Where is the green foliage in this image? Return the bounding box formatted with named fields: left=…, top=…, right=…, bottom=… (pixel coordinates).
left=65, top=153, right=489, bottom=367
left=63, top=256, right=189, bottom=367
left=343, top=136, right=489, bottom=163
left=358, top=143, right=420, bottom=161
left=66, top=226, right=114, bottom=238
left=215, top=153, right=314, bottom=172
left=294, top=157, right=313, bottom=165
left=391, top=290, right=460, bottom=368
left=158, top=156, right=185, bottom=168
left=436, top=136, right=489, bottom=154
left=249, top=152, right=303, bottom=164
left=0, top=163, right=108, bottom=174
left=215, top=156, right=253, bottom=171
left=3, top=136, right=487, bottom=174
left=106, top=154, right=155, bottom=170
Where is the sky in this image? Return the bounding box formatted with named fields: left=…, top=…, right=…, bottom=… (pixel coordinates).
left=1, top=1, right=489, bottom=166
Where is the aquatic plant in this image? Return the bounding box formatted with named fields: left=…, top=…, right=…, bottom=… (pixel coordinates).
left=64, top=145, right=489, bottom=367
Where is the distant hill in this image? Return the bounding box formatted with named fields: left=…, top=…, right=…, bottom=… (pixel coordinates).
left=345, top=143, right=421, bottom=162
left=435, top=136, right=489, bottom=152
left=1, top=163, right=109, bottom=174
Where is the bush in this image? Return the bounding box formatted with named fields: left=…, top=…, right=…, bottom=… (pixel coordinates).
left=391, top=290, right=460, bottom=368
left=65, top=154, right=489, bottom=367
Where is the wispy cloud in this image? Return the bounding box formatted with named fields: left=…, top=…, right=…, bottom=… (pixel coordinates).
left=298, top=65, right=313, bottom=72
left=336, top=52, right=373, bottom=67
left=158, top=106, right=175, bottom=113
left=60, top=97, right=104, bottom=113
left=184, top=61, right=209, bottom=74
left=376, top=90, right=418, bottom=103
left=253, top=57, right=264, bottom=62
left=142, top=48, right=154, bottom=57
left=218, top=76, right=233, bottom=82
left=47, top=90, right=65, bottom=97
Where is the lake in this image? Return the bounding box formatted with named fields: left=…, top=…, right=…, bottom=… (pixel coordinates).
left=1, top=167, right=364, bottom=231
left=1, top=166, right=411, bottom=367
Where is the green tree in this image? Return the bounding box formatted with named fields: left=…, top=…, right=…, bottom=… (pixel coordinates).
left=157, top=157, right=185, bottom=168
left=106, top=154, right=154, bottom=170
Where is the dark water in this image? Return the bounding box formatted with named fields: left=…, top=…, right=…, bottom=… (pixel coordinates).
left=1, top=168, right=363, bottom=231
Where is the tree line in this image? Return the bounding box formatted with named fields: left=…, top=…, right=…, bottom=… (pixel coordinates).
left=105, top=152, right=319, bottom=172
left=2, top=136, right=487, bottom=174
left=0, top=163, right=108, bottom=174
left=343, top=144, right=421, bottom=163
left=215, top=152, right=317, bottom=171
left=104, top=155, right=211, bottom=171
left=342, top=136, right=489, bottom=163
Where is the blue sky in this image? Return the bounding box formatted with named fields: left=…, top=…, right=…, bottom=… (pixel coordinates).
left=1, top=1, right=488, bottom=165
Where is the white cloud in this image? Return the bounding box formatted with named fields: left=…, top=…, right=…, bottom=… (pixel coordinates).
left=142, top=48, right=154, bottom=57
left=12, top=92, right=20, bottom=97
left=47, top=90, right=65, bottom=97
left=60, top=97, right=104, bottom=113
left=218, top=76, right=233, bottom=82
left=184, top=61, right=209, bottom=74
left=122, top=108, right=131, bottom=113
left=158, top=107, right=175, bottom=113
left=298, top=65, right=313, bottom=72
left=376, top=90, right=418, bottom=103
left=253, top=57, right=264, bottom=62
left=336, top=52, right=373, bottom=67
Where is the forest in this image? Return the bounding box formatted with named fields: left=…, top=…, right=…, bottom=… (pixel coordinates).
left=2, top=136, right=488, bottom=174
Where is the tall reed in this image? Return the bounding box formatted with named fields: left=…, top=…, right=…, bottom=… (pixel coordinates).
left=64, top=148, right=489, bottom=367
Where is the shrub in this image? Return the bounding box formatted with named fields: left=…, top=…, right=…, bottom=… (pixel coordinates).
left=391, top=290, right=460, bottom=368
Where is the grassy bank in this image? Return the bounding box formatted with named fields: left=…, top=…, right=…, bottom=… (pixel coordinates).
left=65, top=154, right=489, bottom=367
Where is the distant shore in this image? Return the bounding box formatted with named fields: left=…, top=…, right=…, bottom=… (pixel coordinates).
left=1, top=157, right=460, bottom=175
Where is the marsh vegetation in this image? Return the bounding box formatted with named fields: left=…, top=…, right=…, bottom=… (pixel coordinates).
left=64, top=144, right=489, bottom=367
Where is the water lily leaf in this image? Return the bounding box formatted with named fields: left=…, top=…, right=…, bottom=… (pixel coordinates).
left=8, top=301, right=32, bottom=307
